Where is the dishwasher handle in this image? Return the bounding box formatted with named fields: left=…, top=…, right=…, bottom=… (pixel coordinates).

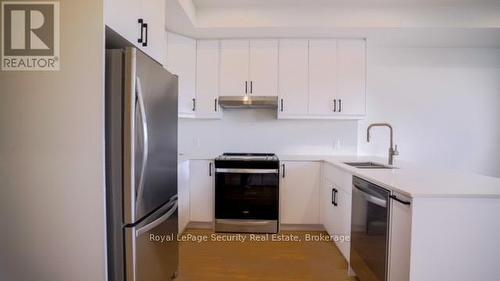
left=354, top=184, right=387, bottom=208
left=390, top=195, right=411, bottom=205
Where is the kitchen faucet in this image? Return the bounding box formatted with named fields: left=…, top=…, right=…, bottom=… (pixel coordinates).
left=367, top=123, right=399, bottom=165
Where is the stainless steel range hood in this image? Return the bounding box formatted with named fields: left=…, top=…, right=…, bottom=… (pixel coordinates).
left=218, top=96, right=278, bottom=109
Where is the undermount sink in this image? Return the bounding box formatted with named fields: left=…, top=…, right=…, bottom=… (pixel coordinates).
left=343, top=161, right=395, bottom=169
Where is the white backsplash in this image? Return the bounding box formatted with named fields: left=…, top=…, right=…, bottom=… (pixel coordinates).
left=179, top=109, right=358, bottom=156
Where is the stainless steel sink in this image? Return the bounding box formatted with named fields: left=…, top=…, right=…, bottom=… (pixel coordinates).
left=343, top=162, right=395, bottom=169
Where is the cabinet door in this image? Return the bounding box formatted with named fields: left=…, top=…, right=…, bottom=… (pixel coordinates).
left=337, top=39, right=366, bottom=115
left=389, top=193, right=412, bottom=281
left=196, top=40, right=222, bottom=119
left=336, top=188, right=352, bottom=261
left=309, top=39, right=337, bottom=115
left=322, top=179, right=337, bottom=235
left=165, top=32, right=196, bottom=117
left=249, top=40, right=278, bottom=96
left=105, top=0, right=141, bottom=47
left=219, top=40, right=249, bottom=96
left=189, top=160, right=214, bottom=222
left=178, top=160, right=190, bottom=233
left=140, top=0, right=165, bottom=64
left=280, top=162, right=320, bottom=224
left=278, top=39, right=309, bottom=116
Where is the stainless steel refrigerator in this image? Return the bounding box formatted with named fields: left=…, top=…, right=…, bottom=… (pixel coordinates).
left=105, top=47, right=178, bottom=281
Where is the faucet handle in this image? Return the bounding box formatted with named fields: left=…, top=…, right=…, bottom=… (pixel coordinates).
left=393, top=145, right=399, bottom=156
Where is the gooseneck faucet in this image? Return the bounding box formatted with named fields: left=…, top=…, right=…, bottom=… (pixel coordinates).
left=367, top=123, right=399, bottom=165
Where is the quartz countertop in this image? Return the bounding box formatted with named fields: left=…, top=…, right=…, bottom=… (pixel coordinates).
left=278, top=154, right=500, bottom=198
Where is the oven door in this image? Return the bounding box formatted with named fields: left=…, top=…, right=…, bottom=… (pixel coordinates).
left=215, top=168, right=279, bottom=232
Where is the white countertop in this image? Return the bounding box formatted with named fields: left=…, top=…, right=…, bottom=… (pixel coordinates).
left=279, top=154, right=500, bottom=198
left=178, top=153, right=500, bottom=198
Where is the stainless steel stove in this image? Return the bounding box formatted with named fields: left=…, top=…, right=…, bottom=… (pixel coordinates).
left=214, top=153, right=280, bottom=233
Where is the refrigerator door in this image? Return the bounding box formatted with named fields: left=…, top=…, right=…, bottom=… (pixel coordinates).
left=123, top=48, right=178, bottom=224
left=125, top=194, right=179, bottom=281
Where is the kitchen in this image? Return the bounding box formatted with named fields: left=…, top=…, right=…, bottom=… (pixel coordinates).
left=1, top=1, right=500, bottom=281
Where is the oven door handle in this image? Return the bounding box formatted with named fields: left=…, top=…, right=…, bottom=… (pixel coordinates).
left=215, top=168, right=279, bottom=174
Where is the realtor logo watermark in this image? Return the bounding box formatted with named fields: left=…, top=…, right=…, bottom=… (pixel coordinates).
left=1, top=1, right=59, bottom=71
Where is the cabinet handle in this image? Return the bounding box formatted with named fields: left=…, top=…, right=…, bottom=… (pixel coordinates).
left=333, top=99, right=337, bottom=112
left=192, top=98, right=196, bottom=111
left=332, top=188, right=338, bottom=206
left=250, top=81, right=253, bottom=94
left=339, top=99, right=342, bottom=112
left=282, top=164, right=285, bottom=178
left=142, top=23, right=148, bottom=47
left=209, top=162, right=213, bottom=177
left=137, top=19, right=144, bottom=43
left=280, top=99, right=284, bottom=112
left=390, top=195, right=411, bottom=205
left=214, top=98, right=218, bottom=112
left=245, top=81, right=248, bottom=94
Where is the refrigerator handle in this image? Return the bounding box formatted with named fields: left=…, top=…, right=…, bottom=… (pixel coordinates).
left=124, top=48, right=137, bottom=224
left=135, top=77, right=149, bottom=208
left=125, top=228, right=137, bottom=281
left=136, top=200, right=178, bottom=236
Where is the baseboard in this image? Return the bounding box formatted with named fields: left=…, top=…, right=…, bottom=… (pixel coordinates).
left=279, top=224, right=326, bottom=231
left=187, top=221, right=214, bottom=230
left=186, top=222, right=326, bottom=232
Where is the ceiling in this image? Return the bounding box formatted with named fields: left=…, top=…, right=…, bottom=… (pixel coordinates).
left=166, top=0, right=500, bottom=46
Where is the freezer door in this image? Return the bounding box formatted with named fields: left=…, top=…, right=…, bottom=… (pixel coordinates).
left=123, top=47, right=179, bottom=224
left=125, top=195, right=179, bottom=281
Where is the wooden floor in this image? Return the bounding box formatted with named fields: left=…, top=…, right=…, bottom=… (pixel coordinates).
left=176, top=229, right=356, bottom=281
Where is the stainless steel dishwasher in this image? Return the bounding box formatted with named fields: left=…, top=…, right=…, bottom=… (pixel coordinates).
left=350, top=176, right=391, bottom=281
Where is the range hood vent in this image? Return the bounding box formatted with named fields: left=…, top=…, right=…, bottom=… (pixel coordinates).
left=218, top=96, right=278, bottom=109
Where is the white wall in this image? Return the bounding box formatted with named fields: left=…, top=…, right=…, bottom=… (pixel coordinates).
left=0, top=1, right=107, bottom=281
left=359, top=46, right=500, bottom=177
left=179, top=110, right=358, bottom=156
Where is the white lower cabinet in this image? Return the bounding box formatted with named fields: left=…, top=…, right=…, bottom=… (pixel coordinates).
left=178, top=160, right=190, bottom=233
left=189, top=160, right=214, bottom=222
left=335, top=188, right=352, bottom=260
left=388, top=193, right=412, bottom=281
left=321, top=163, right=352, bottom=261
left=280, top=161, right=321, bottom=224
left=322, top=179, right=352, bottom=260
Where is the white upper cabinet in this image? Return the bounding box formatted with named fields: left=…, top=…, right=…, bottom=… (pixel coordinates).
left=196, top=40, right=222, bottom=119
left=159, top=35, right=365, bottom=119
left=140, top=0, right=165, bottom=64
left=307, top=39, right=366, bottom=117
left=337, top=39, right=366, bottom=115
left=249, top=40, right=279, bottom=96
left=219, top=40, right=249, bottom=96
left=219, top=39, right=279, bottom=96
left=105, top=0, right=165, bottom=64
left=278, top=39, right=309, bottom=116
left=280, top=161, right=321, bottom=225
left=308, top=39, right=338, bottom=115
left=106, top=0, right=141, bottom=46
left=165, top=32, right=196, bottom=117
